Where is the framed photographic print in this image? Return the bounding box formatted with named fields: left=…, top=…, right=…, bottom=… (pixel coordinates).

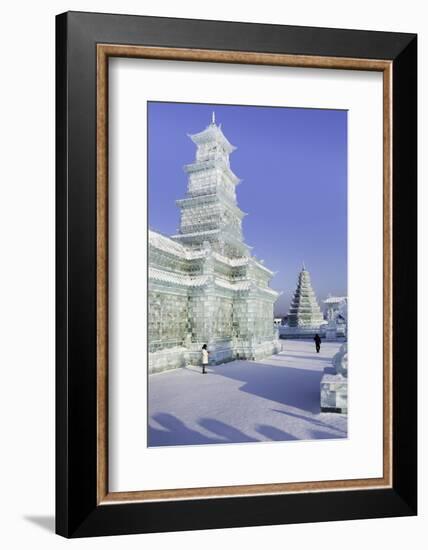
left=56, top=11, right=417, bottom=537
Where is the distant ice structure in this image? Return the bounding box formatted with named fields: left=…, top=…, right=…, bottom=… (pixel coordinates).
left=323, top=295, right=348, bottom=340
left=320, top=300, right=348, bottom=413
left=279, top=265, right=327, bottom=339
left=148, top=114, right=281, bottom=373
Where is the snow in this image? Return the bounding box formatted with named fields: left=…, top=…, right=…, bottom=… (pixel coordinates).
left=148, top=339, right=347, bottom=447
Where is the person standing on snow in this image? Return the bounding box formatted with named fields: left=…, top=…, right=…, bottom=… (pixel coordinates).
left=201, top=344, right=209, bottom=374
left=314, top=333, right=321, bottom=353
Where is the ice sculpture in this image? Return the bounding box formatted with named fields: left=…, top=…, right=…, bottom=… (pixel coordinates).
left=148, top=115, right=280, bottom=373
left=320, top=303, right=348, bottom=413
left=280, top=265, right=326, bottom=339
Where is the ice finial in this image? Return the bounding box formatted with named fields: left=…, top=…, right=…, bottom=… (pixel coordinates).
left=212, top=111, right=216, bottom=125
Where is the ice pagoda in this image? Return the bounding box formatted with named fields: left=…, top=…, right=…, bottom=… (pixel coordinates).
left=280, top=265, right=326, bottom=339
left=148, top=113, right=281, bottom=373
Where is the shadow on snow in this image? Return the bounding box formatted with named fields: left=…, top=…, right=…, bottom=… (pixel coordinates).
left=148, top=350, right=345, bottom=447
left=148, top=412, right=299, bottom=446
left=211, top=361, right=324, bottom=414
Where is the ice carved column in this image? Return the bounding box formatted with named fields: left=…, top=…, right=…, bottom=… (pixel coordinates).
left=320, top=307, right=348, bottom=413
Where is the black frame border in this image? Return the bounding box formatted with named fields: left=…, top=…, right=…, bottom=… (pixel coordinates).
left=56, top=11, right=417, bottom=537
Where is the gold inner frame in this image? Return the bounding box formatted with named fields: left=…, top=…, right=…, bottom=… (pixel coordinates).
left=96, top=44, right=393, bottom=504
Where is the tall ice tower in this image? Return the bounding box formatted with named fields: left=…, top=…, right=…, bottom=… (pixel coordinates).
left=148, top=113, right=281, bottom=372
left=172, top=113, right=249, bottom=258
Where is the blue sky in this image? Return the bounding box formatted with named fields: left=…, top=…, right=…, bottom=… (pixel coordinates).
left=148, top=101, right=347, bottom=316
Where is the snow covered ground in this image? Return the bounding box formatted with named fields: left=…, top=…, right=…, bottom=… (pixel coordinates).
left=148, top=339, right=347, bottom=447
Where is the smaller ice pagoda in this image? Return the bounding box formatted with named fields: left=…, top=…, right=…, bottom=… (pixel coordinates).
left=279, top=265, right=326, bottom=339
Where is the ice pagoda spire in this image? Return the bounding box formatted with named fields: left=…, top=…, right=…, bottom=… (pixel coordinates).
left=172, top=115, right=249, bottom=259
left=287, top=266, right=324, bottom=327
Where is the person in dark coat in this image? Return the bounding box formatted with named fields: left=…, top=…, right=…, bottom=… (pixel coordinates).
left=314, top=333, right=321, bottom=353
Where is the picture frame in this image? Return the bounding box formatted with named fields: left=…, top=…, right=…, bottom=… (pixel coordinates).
left=56, top=11, right=417, bottom=538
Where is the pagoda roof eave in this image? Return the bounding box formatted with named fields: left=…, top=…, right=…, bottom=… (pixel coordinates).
left=149, top=229, right=206, bottom=260
left=148, top=267, right=279, bottom=297
left=171, top=229, right=220, bottom=240
left=188, top=124, right=236, bottom=153
left=171, top=231, right=251, bottom=254
left=251, top=258, right=276, bottom=276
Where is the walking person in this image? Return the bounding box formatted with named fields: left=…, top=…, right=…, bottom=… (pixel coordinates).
left=314, top=333, right=321, bottom=353
left=201, top=344, right=209, bottom=374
